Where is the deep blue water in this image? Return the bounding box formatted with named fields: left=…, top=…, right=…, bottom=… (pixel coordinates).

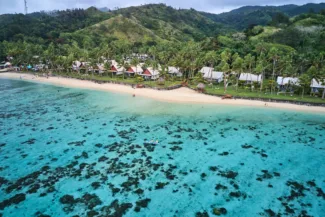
left=0, top=78, right=324, bottom=217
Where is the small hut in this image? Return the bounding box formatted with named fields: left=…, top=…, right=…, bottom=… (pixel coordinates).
left=310, top=78, right=325, bottom=94
left=142, top=67, right=160, bottom=80
left=239, top=73, right=262, bottom=83
left=197, top=83, right=205, bottom=92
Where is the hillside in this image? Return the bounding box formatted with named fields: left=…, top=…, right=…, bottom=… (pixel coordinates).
left=0, top=7, right=110, bottom=42
left=1, top=3, right=324, bottom=45
left=199, top=3, right=325, bottom=30
left=110, top=4, right=231, bottom=41
left=80, top=15, right=163, bottom=43
left=244, top=12, right=325, bottom=53
left=0, top=3, right=325, bottom=61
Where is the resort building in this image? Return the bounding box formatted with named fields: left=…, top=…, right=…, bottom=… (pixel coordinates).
left=311, top=79, right=325, bottom=94
left=277, top=77, right=299, bottom=86
left=0, top=62, right=12, bottom=70
left=168, top=66, right=182, bottom=77
left=110, top=60, right=125, bottom=75
left=126, top=65, right=144, bottom=75
left=142, top=67, right=160, bottom=80
left=96, top=63, right=105, bottom=74
left=239, top=73, right=262, bottom=83
left=203, top=71, right=223, bottom=82
left=72, top=61, right=82, bottom=71
left=200, top=67, right=223, bottom=82
left=200, top=67, right=213, bottom=75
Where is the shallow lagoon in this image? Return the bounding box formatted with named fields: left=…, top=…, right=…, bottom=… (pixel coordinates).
left=0, top=78, right=324, bottom=217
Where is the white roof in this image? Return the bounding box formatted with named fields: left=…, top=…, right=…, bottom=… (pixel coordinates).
left=111, top=60, right=125, bottom=72
left=4, top=62, right=11, bottom=66
left=200, top=67, right=214, bottom=75
left=203, top=71, right=223, bottom=80
left=97, top=63, right=105, bottom=71
left=277, top=77, right=299, bottom=85
left=130, top=65, right=143, bottom=73
left=111, top=60, right=118, bottom=66
left=146, top=67, right=160, bottom=76
left=73, top=61, right=81, bottom=67
left=239, top=73, right=262, bottom=82
left=168, top=66, right=180, bottom=74
left=311, top=79, right=325, bottom=88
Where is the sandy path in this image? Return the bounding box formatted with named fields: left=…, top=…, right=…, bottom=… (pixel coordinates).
left=1, top=72, right=325, bottom=113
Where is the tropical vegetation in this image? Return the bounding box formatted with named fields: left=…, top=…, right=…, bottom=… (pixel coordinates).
left=1, top=3, right=325, bottom=103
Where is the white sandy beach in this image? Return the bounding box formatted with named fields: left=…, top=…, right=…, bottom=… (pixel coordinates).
left=1, top=72, right=325, bottom=113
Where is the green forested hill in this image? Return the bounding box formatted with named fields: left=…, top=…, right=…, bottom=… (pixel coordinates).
left=111, top=4, right=230, bottom=41
left=199, top=3, right=325, bottom=30
left=80, top=15, right=163, bottom=43
left=1, top=2, right=325, bottom=45
left=0, top=7, right=111, bottom=42
left=0, top=2, right=325, bottom=80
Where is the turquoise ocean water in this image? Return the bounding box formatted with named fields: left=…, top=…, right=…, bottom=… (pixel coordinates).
left=0, top=78, right=324, bottom=217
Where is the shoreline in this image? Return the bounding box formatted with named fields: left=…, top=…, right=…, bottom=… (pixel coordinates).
left=1, top=72, right=325, bottom=113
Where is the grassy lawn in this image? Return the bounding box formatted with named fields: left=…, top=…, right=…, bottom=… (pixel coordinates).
left=190, top=82, right=325, bottom=104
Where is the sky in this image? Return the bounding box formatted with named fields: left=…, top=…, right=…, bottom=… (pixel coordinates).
left=0, top=0, right=324, bottom=15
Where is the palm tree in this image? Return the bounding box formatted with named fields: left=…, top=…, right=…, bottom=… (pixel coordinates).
left=204, top=51, right=219, bottom=81
left=318, top=68, right=325, bottom=99
left=307, top=65, right=321, bottom=96
left=158, top=65, right=168, bottom=85
left=130, top=58, right=140, bottom=74
left=268, top=47, right=280, bottom=94
left=219, top=49, right=232, bottom=92
left=104, top=61, right=112, bottom=78
left=148, top=46, right=157, bottom=61
left=299, top=74, right=310, bottom=98
left=115, top=56, right=125, bottom=79
left=255, top=53, right=269, bottom=92
left=244, top=53, right=255, bottom=91
left=232, top=56, right=244, bottom=92
left=221, top=61, right=230, bottom=92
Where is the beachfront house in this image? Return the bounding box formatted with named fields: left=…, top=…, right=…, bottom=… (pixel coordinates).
left=96, top=63, right=105, bottom=74
left=200, top=67, right=223, bottom=82
left=72, top=61, right=90, bottom=72
left=126, top=65, right=143, bottom=76
left=110, top=60, right=125, bottom=75
left=276, top=76, right=299, bottom=93
left=142, top=67, right=160, bottom=80
left=277, top=77, right=299, bottom=86
left=200, top=67, right=213, bottom=75
left=310, top=79, right=325, bottom=94
left=0, top=62, right=11, bottom=70
left=276, top=76, right=299, bottom=91
left=239, top=73, right=262, bottom=83
left=72, top=61, right=82, bottom=71
left=168, top=66, right=182, bottom=77
left=204, top=71, right=223, bottom=82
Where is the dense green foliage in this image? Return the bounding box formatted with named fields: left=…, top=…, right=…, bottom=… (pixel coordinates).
left=113, top=4, right=229, bottom=41
left=200, top=3, right=325, bottom=30
left=1, top=3, right=325, bottom=100
left=0, top=7, right=110, bottom=43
